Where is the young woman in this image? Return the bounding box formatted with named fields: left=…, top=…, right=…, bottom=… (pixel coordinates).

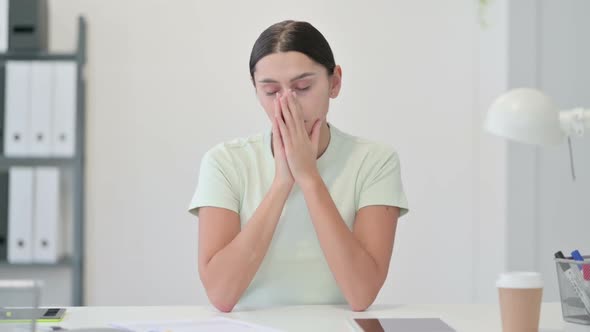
left=188, top=20, right=408, bottom=312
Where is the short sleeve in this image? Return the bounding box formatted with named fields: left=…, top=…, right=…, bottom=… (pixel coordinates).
left=187, top=147, right=240, bottom=217
left=357, top=150, right=409, bottom=217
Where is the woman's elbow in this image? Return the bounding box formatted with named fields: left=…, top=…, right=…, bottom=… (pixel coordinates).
left=350, top=300, right=372, bottom=312
left=200, top=274, right=238, bottom=312
left=204, top=286, right=238, bottom=312
left=203, top=285, right=239, bottom=312
left=210, top=298, right=236, bottom=313
left=347, top=287, right=379, bottom=312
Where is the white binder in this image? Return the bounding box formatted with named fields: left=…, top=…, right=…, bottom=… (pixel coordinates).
left=0, top=0, right=7, bottom=52
left=30, top=61, right=54, bottom=156
left=33, top=167, right=62, bottom=263
left=7, top=167, right=34, bottom=263
left=4, top=61, right=32, bottom=156
left=52, top=61, right=77, bottom=157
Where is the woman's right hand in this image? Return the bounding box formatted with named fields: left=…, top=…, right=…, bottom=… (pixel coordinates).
left=272, top=92, right=295, bottom=188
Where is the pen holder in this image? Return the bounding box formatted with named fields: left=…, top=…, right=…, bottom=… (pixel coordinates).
left=555, top=256, right=590, bottom=325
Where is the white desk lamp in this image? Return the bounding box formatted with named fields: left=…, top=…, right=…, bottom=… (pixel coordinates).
left=485, top=88, right=590, bottom=180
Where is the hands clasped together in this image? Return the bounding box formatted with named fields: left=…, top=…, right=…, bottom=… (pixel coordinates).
left=271, top=90, right=323, bottom=189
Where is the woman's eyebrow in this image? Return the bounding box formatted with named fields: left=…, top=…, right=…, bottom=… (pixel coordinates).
left=257, top=72, right=316, bottom=84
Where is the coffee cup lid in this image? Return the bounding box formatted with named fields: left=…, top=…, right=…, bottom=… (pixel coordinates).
left=496, top=272, right=543, bottom=288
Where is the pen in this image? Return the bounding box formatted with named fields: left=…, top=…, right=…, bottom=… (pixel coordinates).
left=571, top=250, right=590, bottom=282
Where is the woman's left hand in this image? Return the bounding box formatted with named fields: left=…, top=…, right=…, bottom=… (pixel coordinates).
left=275, top=89, right=322, bottom=188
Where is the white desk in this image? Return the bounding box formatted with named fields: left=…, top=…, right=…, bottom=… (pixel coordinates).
left=37, top=302, right=579, bottom=332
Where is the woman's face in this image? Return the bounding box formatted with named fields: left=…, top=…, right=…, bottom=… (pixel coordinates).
left=252, top=51, right=341, bottom=135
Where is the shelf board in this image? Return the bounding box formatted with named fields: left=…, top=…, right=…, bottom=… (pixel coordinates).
left=0, top=257, right=76, bottom=268
left=0, top=52, right=79, bottom=61
left=0, top=156, right=78, bottom=169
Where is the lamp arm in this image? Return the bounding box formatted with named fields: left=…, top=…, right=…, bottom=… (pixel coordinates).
left=559, top=108, right=590, bottom=137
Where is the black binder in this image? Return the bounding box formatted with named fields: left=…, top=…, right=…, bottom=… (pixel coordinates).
left=0, top=170, right=8, bottom=261
left=8, top=0, right=48, bottom=51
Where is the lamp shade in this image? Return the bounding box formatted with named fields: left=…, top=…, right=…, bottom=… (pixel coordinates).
left=485, top=88, right=565, bottom=145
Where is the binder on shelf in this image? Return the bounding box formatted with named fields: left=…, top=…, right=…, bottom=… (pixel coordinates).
left=4, top=60, right=32, bottom=156
left=8, top=0, right=48, bottom=51
left=0, top=170, right=8, bottom=261
left=0, top=62, right=5, bottom=155
left=33, top=167, right=62, bottom=263
left=60, top=168, right=73, bottom=255
left=7, top=167, right=34, bottom=263
left=29, top=61, right=53, bottom=156
left=52, top=61, right=76, bottom=157
left=0, top=0, right=8, bottom=52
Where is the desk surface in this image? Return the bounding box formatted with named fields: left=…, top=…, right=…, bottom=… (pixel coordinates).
left=46, top=303, right=571, bottom=332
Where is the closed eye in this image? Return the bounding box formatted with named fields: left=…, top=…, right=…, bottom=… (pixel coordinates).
left=264, top=86, right=311, bottom=96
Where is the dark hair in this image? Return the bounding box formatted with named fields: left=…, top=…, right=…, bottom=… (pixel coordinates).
left=249, top=20, right=336, bottom=83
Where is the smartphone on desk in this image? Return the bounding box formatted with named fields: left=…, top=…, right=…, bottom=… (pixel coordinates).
left=352, top=318, right=456, bottom=332
left=0, top=308, right=66, bottom=323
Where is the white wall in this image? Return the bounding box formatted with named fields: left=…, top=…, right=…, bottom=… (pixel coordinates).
left=489, top=0, right=590, bottom=303
left=473, top=0, right=509, bottom=303
left=473, top=0, right=590, bottom=304
left=46, top=0, right=489, bottom=306
left=534, top=0, right=590, bottom=301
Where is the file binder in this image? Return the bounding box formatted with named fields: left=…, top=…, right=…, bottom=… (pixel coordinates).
left=0, top=0, right=8, bottom=52
left=0, top=170, right=8, bottom=261
left=7, top=167, right=34, bottom=263
left=52, top=61, right=76, bottom=157
left=29, top=61, right=53, bottom=156
left=7, top=0, right=48, bottom=51
left=4, top=61, right=32, bottom=156
left=0, top=62, right=5, bottom=155
left=32, top=167, right=62, bottom=263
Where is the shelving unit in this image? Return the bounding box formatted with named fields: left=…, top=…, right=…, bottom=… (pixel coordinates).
left=0, top=16, right=86, bottom=306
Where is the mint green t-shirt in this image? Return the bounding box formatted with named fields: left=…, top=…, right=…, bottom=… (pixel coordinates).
left=188, top=123, right=409, bottom=308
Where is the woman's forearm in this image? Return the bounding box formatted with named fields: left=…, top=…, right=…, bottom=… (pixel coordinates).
left=201, top=181, right=292, bottom=311
left=300, top=176, right=385, bottom=311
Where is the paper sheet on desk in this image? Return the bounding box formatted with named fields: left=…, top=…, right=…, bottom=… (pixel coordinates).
left=110, top=317, right=282, bottom=332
